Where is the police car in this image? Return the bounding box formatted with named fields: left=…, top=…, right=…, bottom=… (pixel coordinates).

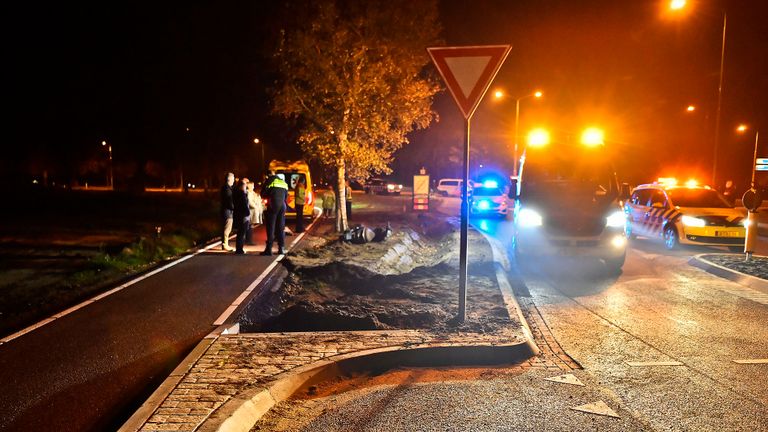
left=625, top=179, right=746, bottom=251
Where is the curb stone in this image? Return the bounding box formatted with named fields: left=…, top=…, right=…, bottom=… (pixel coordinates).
left=126, top=218, right=538, bottom=432
left=689, top=254, right=768, bottom=294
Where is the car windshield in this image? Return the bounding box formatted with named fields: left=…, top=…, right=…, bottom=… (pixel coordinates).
left=276, top=171, right=307, bottom=190
left=520, top=152, right=617, bottom=202
left=473, top=187, right=502, bottom=196
left=667, top=188, right=732, bottom=208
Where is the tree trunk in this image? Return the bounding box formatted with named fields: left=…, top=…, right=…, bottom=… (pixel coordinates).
left=335, top=159, right=348, bottom=232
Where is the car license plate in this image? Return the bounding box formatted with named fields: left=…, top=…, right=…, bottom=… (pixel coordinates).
left=715, top=231, right=740, bottom=237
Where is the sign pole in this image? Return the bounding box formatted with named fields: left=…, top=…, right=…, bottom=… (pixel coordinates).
left=458, top=118, right=471, bottom=322
left=426, top=44, right=511, bottom=324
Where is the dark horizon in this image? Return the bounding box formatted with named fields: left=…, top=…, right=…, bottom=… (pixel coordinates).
left=6, top=0, right=768, bottom=189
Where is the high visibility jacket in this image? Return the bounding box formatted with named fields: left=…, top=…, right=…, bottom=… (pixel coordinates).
left=295, top=185, right=306, bottom=205
left=262, top=176, right=289, bottom=210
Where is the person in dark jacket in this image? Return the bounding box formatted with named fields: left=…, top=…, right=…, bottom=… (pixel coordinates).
left=233, top=178, right=250, bottom=254
left=261, top=171, right=289, bottom=255
left=220, top=172, right=235, bottom=251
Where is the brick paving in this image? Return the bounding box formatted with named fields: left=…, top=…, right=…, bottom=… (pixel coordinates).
left=139, top=328, right=526, bottom=431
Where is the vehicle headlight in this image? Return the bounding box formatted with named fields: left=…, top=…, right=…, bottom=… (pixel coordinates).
left=387, top=184, right=394, bottom=190
left=518, top=208, right=543, bottom=227
left=743, top=219, right=751, bottom=228
left=606, top=211, right=626, bottom=228
left=477, top=200, right=491, bottom=210
left=682, top=215, right=706, bottom=227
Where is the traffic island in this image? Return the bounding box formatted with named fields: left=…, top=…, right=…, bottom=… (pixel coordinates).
left=689, top=253, right=768, bottom=293
left=129, top=213, right=533, bottom=432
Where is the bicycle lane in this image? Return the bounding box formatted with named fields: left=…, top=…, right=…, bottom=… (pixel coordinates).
left=0, top=224, right=299, bottom=432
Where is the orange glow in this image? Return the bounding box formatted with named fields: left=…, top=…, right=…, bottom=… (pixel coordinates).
left=527, top=128, right=550, bottom=148
left=658, top=177, right=678, bottom=186
left=737, top=124, right=748, bottom=133
left=494, top=90, right=504, bottom=99
left=686, top=105, right=695, bottom=112
left=685, top=179, right=698, bottom=188
left=669, top=0, right=686, bottom=11
left=534, top=91, right=543, bottom=98
left=581, top=127, right=605, bottom=147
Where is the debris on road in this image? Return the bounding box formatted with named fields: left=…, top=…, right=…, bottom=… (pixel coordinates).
left=239, top=214, right=516, bottom=334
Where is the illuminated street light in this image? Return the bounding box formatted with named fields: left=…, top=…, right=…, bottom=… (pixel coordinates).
left=669, top=0, right=686, bottom=11
left=527, top=128, right=550, bottom=148
left=254, top=137, right=265, bottom=177
left=494, top=90, right=504, bottom=99
left=513, top=90, right=543, bottom=176
left=668, top=1, right=727, bottom=186
left=737, top=124, right=748, bottom=133
left=581, top=127, right=605, bottom=147
left=686, top=105, right=696, bottom=112
left=101, top=140, right=113, bottom=189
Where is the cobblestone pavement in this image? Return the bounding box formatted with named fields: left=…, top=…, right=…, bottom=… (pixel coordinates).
left=139, top=328, right=526, bottom=431
left=702, top=253, right=768, bottom=279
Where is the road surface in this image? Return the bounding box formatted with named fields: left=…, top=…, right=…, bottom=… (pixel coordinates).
left=0, top=225, right=281, bottom=431
left=257, top=194, right=768, bottom=431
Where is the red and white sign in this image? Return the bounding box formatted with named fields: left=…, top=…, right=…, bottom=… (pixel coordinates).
left=427, top=45, right=511, bottom=119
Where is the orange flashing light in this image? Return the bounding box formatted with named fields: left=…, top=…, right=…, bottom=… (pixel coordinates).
left=685, top=179, right=698, bottom=188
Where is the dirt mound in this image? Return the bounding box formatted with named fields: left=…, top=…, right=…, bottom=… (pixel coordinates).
left=238, top=216, right=513, bottom=334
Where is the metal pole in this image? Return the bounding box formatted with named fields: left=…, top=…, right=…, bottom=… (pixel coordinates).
left=261, top=142, right=265, bottom=178
left=458, top=118, right=470, bottom=322
left=712, top=12, right=727, bottom=187
left=513, top=98, right=521, bottom=177
left=751, top=131, right=759, bottom=188
left=108, top=145, right=114, bottom=190
left=745, top=131, right=760, bottom=262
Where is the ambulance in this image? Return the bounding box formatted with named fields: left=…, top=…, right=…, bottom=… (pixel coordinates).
left=268, top=160, right=315, bottom=219
left=625, top=179, right=746, bottom=251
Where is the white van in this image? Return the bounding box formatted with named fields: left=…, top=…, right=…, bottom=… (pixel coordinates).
left=436, top=178, right=464, bottom=197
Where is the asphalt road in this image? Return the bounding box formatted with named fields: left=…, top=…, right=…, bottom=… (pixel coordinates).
left=261, top=195, right=768, bottom=431
left=0, top=225, right=281, bottom=432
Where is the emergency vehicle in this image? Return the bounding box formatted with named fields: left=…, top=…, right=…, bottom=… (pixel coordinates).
left=268, top=160, right=315, bottom=219
left=511, top=140, right=628, bottom=272
left=625, top=179, right=746, bottom=251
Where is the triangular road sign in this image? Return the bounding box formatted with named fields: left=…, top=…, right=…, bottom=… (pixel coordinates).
left=427, top=45, right=511, bottom=119
left=571, top=400, right=621, bottom=418
left=544, top=373, right=585, bottom=386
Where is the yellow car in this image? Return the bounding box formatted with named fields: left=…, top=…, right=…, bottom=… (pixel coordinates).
left=625, top=180, right=746, bottom=251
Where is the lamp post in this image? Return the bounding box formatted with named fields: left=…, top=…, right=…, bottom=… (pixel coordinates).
left=102, top=140, right=113, bottom=189
left=254, top=138, right=264, bottom=178
left=495, top=90, right=542, bottom=177
left=669, top=1, right=727, bottom=187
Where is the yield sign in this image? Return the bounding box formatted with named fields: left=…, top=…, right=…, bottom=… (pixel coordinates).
left=427, top=45, right=511, bottom=119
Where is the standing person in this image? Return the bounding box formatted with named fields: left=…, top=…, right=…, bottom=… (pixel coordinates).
left=220, top=172, right=235, bottom=251
left=245, top=179, right=261, bottom=245
left=345, top=180, right=353, bottom=221
left=261, top=170, right=288, bottom=256
left=294, top=177, right=306, bottom=233
left=722, top=179, right=737, bottom=205
left=233, top=178, right=250, bottom=254
left=322, top=187, right=336, bottom=219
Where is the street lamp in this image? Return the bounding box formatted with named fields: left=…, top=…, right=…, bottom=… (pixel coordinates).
left=102, top=140, right=113, bottom=189
left=669, top=1, right=727, bottom=187
left=496, top=90, right=543, bottom=176
left=686, top=105, right=696, bottom=112
left=254, top=138, right=265, bottom=178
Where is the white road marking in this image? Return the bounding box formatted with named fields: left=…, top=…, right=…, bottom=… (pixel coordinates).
left=625, top=361, right=684, bottom=367
left=544, top=373, right=584, bottom=386
left=570, top=400, right=620, bottom=418
left=211, top=216, right=321, bottom=327
left=0, top=237, right=230, bottom=346
left=732, top=359, right=768, bottom=364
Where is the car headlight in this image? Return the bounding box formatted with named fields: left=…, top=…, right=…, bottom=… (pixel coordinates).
left=477, top=200, right=491, bottom=210
left=387, top=184, right=394, bottom=190
left=682, top=215, right=706, bottom=227
left=518, top=208, right=543, bottom=227
left=606, top=211, right=626, bottom=228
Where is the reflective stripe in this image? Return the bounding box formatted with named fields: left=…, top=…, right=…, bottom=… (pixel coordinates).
left=267, top=178, right=288, bottom=189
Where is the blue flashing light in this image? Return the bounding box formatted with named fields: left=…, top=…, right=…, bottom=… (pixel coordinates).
left=483, top=180, right=498, bottom=188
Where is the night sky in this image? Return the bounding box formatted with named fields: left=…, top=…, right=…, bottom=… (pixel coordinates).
left=5, top=0, right=768, bottom=189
